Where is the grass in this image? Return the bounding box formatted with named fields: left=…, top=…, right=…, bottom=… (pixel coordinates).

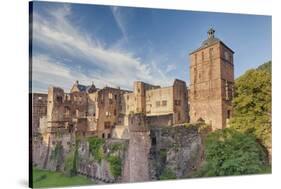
left=32, top=167, right=94, bottom=188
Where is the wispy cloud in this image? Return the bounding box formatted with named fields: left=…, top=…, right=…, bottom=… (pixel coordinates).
left=32, top=4, right=173, bottom=92
left=32, top=54, right=106, bottom=93
left=165, top=64, right=177, bottom=73
left=110, top=6, right=129, bottom=42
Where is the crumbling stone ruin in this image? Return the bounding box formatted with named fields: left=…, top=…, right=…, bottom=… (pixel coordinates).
left=31, top=28, right=234, bottom=183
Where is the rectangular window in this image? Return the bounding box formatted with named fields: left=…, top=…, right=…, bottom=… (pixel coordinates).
left=108, top=92, right=113, bottom=99
left=209, top=48, right=213, bottom=58
left=104, top=122, right=111, bottom=129
left=202, top=51, right=204, bottom=61
left=227, top=110, right=231, bottom=119
left=174, top=100, right=181, bottom=106
left=162, top=100, right=167, bottom=106
left=56, top=96, right=62, bottom=103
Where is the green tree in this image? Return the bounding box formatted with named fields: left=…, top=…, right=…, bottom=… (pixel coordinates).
left=257, top=60, right=271, bottom=73
left=194, top=128, right=268, bottom=177
left=230, top=61, right=271, bottom=154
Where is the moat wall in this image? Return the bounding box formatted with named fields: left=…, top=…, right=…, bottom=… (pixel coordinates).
left=149, top=125, right=204, bottom=179
left=32, top=124, right=204, bottom=183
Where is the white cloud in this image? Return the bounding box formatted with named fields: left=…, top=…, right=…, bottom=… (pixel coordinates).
left=165, top=64, right=177, bottom=73
left=110, top=6, right=129, bottom=42
left=32, top=4, right=173, bottom=92
left=32, top=54, right=105, bottom=93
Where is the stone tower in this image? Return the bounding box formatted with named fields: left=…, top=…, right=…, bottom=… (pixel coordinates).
left=47, top=86, right=65, bottom=129
left=189, top=28, right=234, bottom=130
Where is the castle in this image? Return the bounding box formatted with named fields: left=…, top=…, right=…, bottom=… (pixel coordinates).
left=32, top=28, right=234, bottom=141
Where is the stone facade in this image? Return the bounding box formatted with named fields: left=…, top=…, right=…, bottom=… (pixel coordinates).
left=189, top=28, right=234, bottom=130
left=34, top=78, right=189, bottom=142
left=31, top=93, right=48, bottom=135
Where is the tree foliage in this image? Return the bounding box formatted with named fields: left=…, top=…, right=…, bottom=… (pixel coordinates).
left=88, top=137, right=105, bottom=163
left=107, top=155, right=122, bottom=177
left=159, top=168, right=177, bottom=180
left=230, top=61, right=272, bottom=151
left=194, top=128, right=268, bottom=177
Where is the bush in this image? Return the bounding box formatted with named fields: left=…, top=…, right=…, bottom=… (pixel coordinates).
left=107, top=155, right=122, bottom=177
left=88, top=137, right=105, bottom=163
left=50, top=143, right=63, bottom=160
left=64, top=150, right=76, bottom=176
left=159, top=168, right=177, bottom=180
left=230, top=62, right=271, bottom=151
left=194, top=128, right=269, bottom=177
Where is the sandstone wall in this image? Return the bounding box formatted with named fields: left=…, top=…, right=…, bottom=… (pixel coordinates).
left=31, top=93, right=47, bottom=135
left=189, top=40, right=234, bottom=130
left=33, top=121, right=205, bottom=184
left=146, top=114, right=173, bottom=127
left=149, top=125, right=204, bottom=179
left=77, top=139, right=128, bottom=183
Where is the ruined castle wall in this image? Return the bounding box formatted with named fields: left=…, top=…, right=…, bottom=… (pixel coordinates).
left=88, top=92, right=98, bottom=117
left=122, top=92, right=135, bottom=115
left=33, top=132, right=74, bottom=171
left=149, top=125, right=204, bottom=179
left=133, top=81, right=146, bottom=114
left=173, top=80, right=189, bottom=124
left=146, top=87, right=174, bottom=116
left=124, top=130, right=151, bottom=182
left=121, top=114, right=151, bottom=182
left=47, top=87, right=65, bottom=123
left=146, top=114, right=173, bottom=127
left=32, top=93, right=48, bottom=134
left=77, top=139, right=129, bottom=183
left=112, top=125, right=130, bottom=139
left=96, top=88, right=121, bottom=138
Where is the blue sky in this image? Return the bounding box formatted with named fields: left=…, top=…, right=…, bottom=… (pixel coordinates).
left=31, top=2, right=272, bottom=93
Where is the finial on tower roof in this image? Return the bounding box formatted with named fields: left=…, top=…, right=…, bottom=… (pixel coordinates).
left=75, top=80, right=79, bottom=85
left=208, top=27, right=215, bottom=39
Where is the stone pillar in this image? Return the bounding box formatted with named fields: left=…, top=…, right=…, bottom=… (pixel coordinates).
left=125, top=113, right=151, bottom=182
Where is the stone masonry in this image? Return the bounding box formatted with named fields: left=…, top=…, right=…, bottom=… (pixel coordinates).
left=189, top=28, right=234, bottom=130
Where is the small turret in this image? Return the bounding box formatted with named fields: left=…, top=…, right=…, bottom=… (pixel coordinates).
left=207, top=27, right=215, bottom=39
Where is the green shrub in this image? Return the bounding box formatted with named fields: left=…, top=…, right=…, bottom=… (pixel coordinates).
left=195, top=128, right=268, bottom=177
left=110, top=143, right=123, bottom=152
left=88, top=137, right=105, bottom=163
left=230, top=62, right=271, bottom=151
left=107, top=155, right=122, bottom=177
left=50, top=143, right=63, bottom=160
left=159, top=149, right=167, bottom=160
left=159, top=168, right=177, bottom=180
left=64, top=150, right=76, bottom=176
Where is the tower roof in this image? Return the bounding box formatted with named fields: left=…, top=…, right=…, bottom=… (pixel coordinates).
left=70, top=80, right=97, bottom=93
left=190, top=28, right=234, bottom=54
